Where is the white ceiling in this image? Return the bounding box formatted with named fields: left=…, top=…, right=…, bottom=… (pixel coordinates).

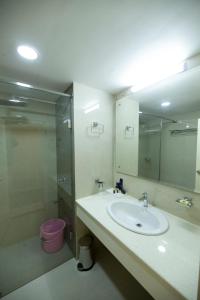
left=1, top=0, right=200, bottom=94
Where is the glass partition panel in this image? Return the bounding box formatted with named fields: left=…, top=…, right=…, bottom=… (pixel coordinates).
left=139, top=114, right=161, bottom=181
left=0, top=81, right=74, bottom=297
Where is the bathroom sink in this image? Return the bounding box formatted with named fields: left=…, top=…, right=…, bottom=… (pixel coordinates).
left=107, top=200, right=168, bottom=235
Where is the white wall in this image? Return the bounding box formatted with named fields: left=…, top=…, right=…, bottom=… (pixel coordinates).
left=73, top=82, right=114, bottom=199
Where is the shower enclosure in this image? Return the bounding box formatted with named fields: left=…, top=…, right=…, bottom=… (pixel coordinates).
left=139, top=114, right=161, bottom=181
left=139, top=113, right=198, bottom=190
left=0, top=81, right=75, bottom=297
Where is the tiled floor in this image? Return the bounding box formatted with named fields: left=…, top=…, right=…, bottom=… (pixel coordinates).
left=2, top=246, right=153, bottom=300
left=0, top=236, right=73, bottom=296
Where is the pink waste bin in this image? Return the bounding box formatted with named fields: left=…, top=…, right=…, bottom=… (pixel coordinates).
left=40, top=218, right=66, bottom=253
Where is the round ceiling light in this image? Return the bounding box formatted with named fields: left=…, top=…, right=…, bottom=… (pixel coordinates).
left=17, top=45, right=38, bottom=60
left=161, top=101, right=171, bottom=107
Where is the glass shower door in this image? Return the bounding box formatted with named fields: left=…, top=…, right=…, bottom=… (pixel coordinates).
left=138, top=115, right=161, bottom=180
left=56, top=91, right=75, bottom=253
left=0, top=81, right=74, bottom=297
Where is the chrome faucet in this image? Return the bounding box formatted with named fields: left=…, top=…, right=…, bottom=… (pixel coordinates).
left=176, top=196, right=193, bottom=208
left=139, top=192, right=149, bottom=207
left=95, top=179, right=104, bottom=189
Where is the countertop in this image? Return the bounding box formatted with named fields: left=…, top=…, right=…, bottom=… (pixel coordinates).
left=76, top=190, right=200, bottom=300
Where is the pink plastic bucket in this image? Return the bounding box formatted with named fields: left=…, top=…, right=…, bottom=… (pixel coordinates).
left=40, top=218, right=66, bottom=253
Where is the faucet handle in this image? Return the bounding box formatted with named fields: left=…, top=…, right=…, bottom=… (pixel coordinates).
left=176, top=196, right=193, bottom=208
left=95, top=179, right=104, bottom=189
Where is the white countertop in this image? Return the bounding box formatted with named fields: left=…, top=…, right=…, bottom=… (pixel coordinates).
left=76, top=190, right=200, bottom=300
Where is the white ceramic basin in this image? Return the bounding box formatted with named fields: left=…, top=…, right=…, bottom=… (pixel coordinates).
left=107, top=200, right=168, bottom=235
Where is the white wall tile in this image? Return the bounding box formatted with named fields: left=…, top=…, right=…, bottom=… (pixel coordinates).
left=73, top=82, right=114, bottom=199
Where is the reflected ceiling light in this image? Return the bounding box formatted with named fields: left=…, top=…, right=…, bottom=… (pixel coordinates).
left=16, top=82, right=31, bottom=88
left=17, top=45, right=38, bottom=60
left=130, top=61, right=185, bottom=93
left=158, top=245, right=166, bottom=253
left=161, top=101, right=171, bottom=107
left=84, top=103, right=100, bottom=114
left=9, top=99, right=21, bottom=103
left=139, top=111, right=143, bottom=114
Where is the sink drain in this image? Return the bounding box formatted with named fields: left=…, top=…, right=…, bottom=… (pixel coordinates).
left=136, top=223, right=142, bottom=227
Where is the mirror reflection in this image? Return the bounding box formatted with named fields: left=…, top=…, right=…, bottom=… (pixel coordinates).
left=139, top=113, right=198, bottom=191
left=116, top=65, right=200, bottom=193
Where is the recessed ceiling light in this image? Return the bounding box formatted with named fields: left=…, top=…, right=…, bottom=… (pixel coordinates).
left=9, top=99, right=21, bottom=103
left=17, top=45, right=38, bottom=60
left=16, top=82, right=31, bottom=88
left=158, top=245, right=166, bottom=253
left=161, top=101, right=171, bottom=107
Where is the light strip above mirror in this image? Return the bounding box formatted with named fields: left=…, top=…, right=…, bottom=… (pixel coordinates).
left=130, top=61, right=185, bottom=93
left=116, top=53, right=200, bottom=100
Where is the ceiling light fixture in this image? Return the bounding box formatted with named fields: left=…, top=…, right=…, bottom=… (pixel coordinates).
left=17, top=45, right=38, bottom=60
left=130, top=61, right=185, bottom=93
left=158, top=245, right=166, bottom=253
left=16, top=82, right=31, bottom=88
left=161, top=101, right=171, bottom=107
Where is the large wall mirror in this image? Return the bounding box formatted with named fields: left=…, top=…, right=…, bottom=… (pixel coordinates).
left=116, top=64, right=200, bottom=193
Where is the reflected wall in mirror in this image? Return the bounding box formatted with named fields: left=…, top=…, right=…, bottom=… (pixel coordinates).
left=139, top=113, right=198, bottom=191
left=116, top=65, right=200, bottom=193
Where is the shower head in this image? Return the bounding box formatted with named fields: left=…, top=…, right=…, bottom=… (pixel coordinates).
left=139, top=112, right=177, bottom=123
